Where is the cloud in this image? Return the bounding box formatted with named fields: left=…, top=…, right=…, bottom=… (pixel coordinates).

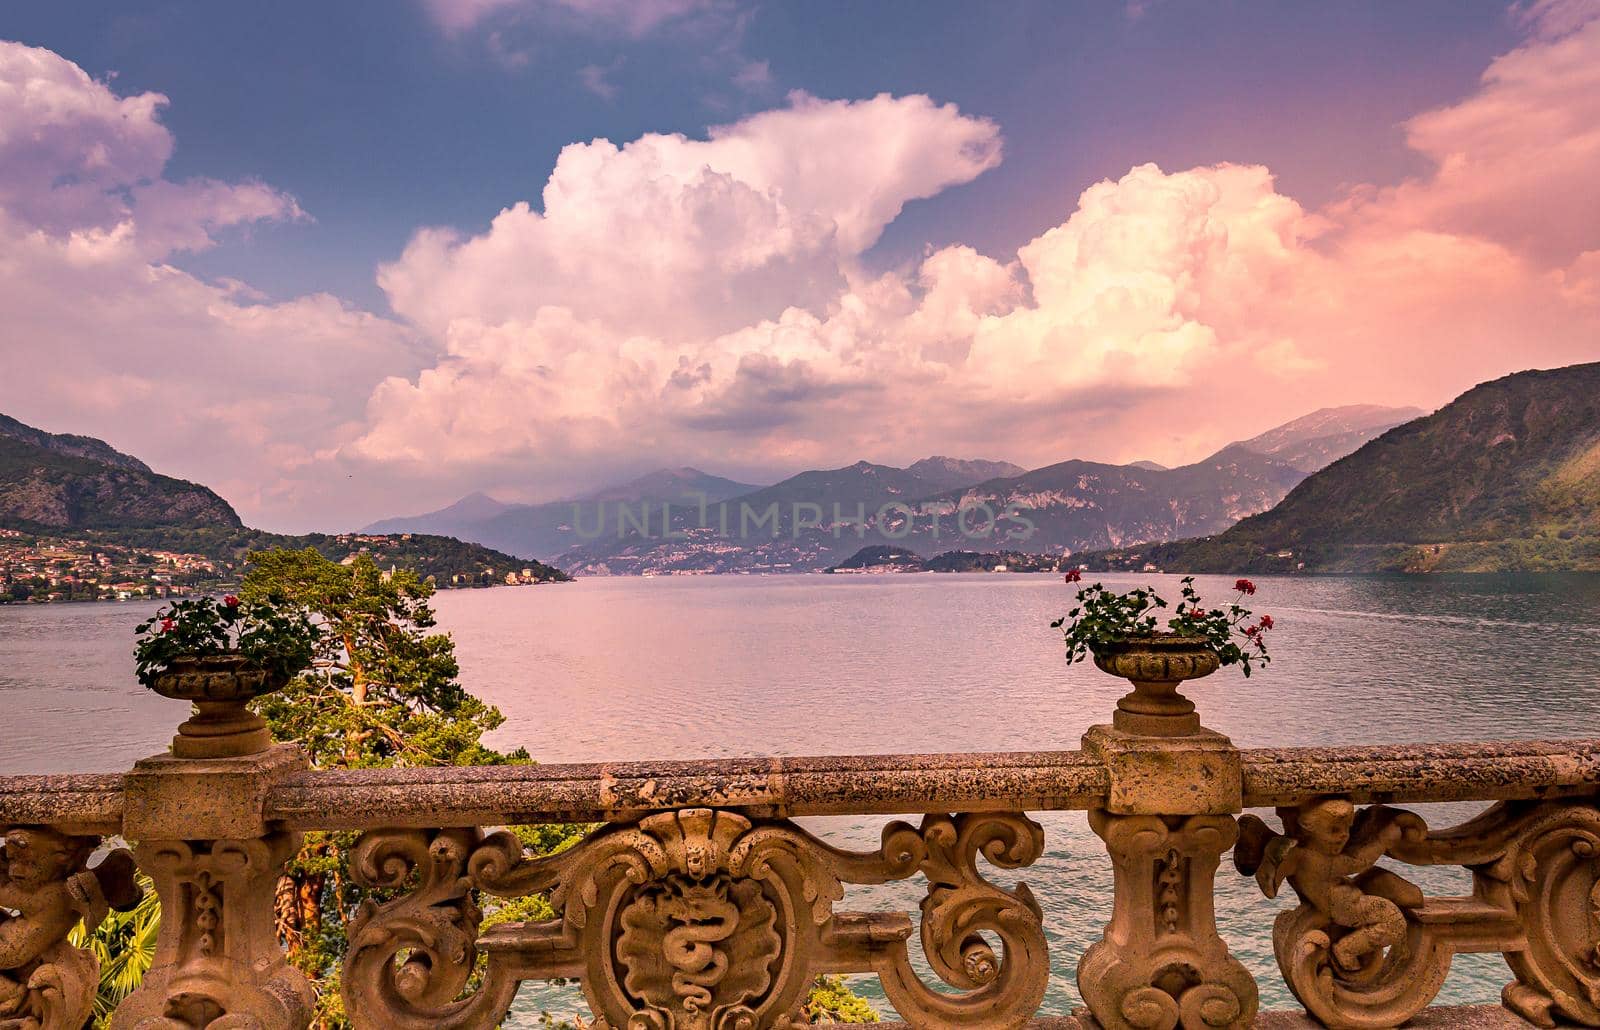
left=0, top=41, right=415, bottom=529
left=350, top=9, right=1600, bottom=505
left=7, top=6, right=1600, bottom=530
left=0, top=42, right=301, bottom=253
left=731, top=59, right=771, bottom=91
left=420, top=0, right=723, bottom=38
left=1346, top=4, right=1600, bottom=262
left=577, top=59, right=621, bottom=99
left=376, top=92, right=1002, bottom=343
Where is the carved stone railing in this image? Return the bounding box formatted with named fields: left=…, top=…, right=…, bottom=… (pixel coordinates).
left=2, top=666, right=1598, bottom=1028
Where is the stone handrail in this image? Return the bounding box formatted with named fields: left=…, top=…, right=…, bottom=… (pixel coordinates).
left=1, top=649, right=1597, bottom=1029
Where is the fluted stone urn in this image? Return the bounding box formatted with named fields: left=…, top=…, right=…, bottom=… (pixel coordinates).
left=1092, top=633, right=1220, bottom=737
left=148, top=653, right=287, bottom=759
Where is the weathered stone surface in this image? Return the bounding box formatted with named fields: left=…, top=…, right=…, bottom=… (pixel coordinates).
left=113, top=831, right=315, bottom=1030
left=866, top=1006, right=1544, bottom=1029
left=1084, top=725, right=1241, bottom=815
left=124, top=743, right=306, bottom=841
left=4, top=682, right=1600, bottom=1030
left=1233, top=798, right=1600, bottom=1030
left=1241, top=740, right=1600, bottom=807
left=265, top=750, right=1110, bottom=828
left=7, top=741, right=1599, bottom=836
left=0, top=774, right=123, bottom=836
left=343, top=809, right=1050, bottom=1030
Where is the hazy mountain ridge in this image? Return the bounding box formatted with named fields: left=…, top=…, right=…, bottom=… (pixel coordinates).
left=555, top=446, right=1310, bottom=574
left=1109, top=364, right=1600, bottom=573
left=585, top=467, right=759, bottom=504
left=365, top=456, right=1016, bottom=561
left=905, top=456, right=1027, bottom=492
left=1230, top=404, right=1425, bottom=473
left=891, top=444, right=1307, bottom=555
left=362, top=407, right=1410, bottom=574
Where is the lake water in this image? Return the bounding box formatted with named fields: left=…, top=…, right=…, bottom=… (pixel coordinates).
left=4, top=572, right=1600, bottom=1022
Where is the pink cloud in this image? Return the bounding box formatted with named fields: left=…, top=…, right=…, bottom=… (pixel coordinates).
left=350, top=9, right=1600, bottom=504
left=0, top=41, right=412, bottom=530
left=6, top=7, right=1600, bottom=530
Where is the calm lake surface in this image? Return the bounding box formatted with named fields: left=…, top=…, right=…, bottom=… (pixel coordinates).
left=4, top=572, right=1599, bottom=1021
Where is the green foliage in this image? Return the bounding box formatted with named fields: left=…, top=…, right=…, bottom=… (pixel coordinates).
left=133, top=594, right=318, bottom=688
left=98, top=525, right=570, bottom=586
left=244, top=549, right=522, bottom=769
left=798, top=975, right=880, bottom=1023
left=235, top=548, right=587, bottom=1027
left=70, top=873, right=160, bottom=1027
left=1053, top=575, right=1272, bottom=677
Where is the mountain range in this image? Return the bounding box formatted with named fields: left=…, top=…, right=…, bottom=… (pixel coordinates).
left=1102, top=363, right=1600, bottom=573
left=369, top=404, right=1420, bottom=574
left=8, top=365, right=1593, bottom=579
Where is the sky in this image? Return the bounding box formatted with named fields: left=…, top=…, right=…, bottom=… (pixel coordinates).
left=2, top=0, right=1598, bottom=532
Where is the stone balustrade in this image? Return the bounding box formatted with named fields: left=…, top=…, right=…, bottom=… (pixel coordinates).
left=2, top=653, right=1598, bottom=1029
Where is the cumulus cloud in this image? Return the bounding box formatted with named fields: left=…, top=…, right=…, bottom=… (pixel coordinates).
left=376, top=92, right=1002, bottom=343
left=349, top=8, right=1600, bottom=504
left=0, top=41, right=416, bottom=529
left=0, top=43, right=302, bottom=253
left=7, top=6, right=1600, bottom=529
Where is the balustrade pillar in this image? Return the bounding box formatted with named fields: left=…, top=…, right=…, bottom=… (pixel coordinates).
left=113, top=678, right=314, bottom=1030
left=1077, top=640, right=1257, bottom=1030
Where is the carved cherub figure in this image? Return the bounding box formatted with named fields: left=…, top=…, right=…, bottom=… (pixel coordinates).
left=0, top=826, right=140, bottom=1028
left=1236, top=799, right=1426, bottom=972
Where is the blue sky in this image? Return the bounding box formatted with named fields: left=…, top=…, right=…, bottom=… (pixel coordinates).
left=3, top=1, right=1597, bottom=529
left=7, top=1, right=1520, bottom=311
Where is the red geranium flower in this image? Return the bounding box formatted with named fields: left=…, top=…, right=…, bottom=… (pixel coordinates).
left=223, top=594, right=240, bottom=607
left=1259, top=614, right=1274, bottom=630
left=1234, top=578, right=1256, bottom=595
left=159, top=618, right=176, bottom=633
left=1064, top=567, right=1083, bottom=583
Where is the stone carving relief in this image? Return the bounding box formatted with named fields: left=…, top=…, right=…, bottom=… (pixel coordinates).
left=113, top=833, right=315, bottom=1030
left=1235, top=801, right=1432, bottom=1029
left=1078, top=812, right=1257, bottom=1030
left=1467, top=802, right=1600, bottom=1028
left=863, top=813, right=1048, bottom=1028
left=342, top=828, right=519, bottom=1030
left=1236, top=798, right=1600, bottom=1030
left=343, top=809, right=1048, bottom=1030
left=0, top=826, right=140, bottom=1030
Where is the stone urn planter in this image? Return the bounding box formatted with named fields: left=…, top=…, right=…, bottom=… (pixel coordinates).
left=149, top=653, right=288, bottom=759
left=1092, top=634, right=1221, bottom=737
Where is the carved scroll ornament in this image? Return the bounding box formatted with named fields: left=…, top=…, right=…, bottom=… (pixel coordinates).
left=0, top=825, right=140, bottom=1030
left=1236, top=798, right=1600, bottom=1030
left=343, top=809, right=1049, bottom=1030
